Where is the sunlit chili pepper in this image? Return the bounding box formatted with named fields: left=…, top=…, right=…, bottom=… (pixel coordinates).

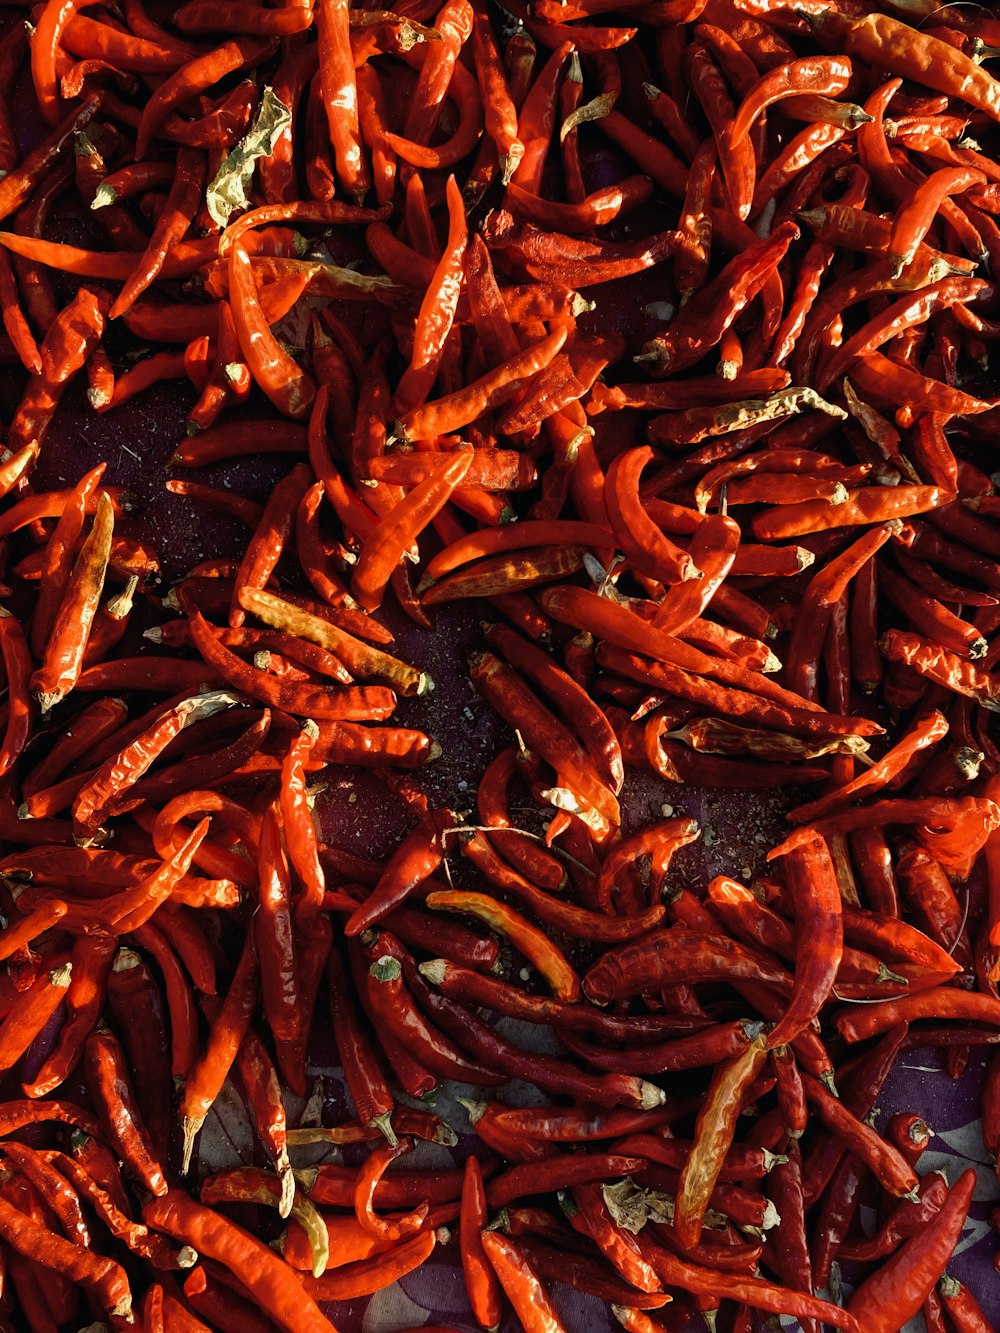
left=674, top=1030, right=767, bottom=1248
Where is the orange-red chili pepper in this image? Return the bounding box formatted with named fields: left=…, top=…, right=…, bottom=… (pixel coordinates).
left=350, top=451, right=471, bottom=610
left=84, top=1025, right=166, bottom=1197
left=845, top=1169, right=975, bottom=1330
left=179, top=931, right=257, bottom=1173
left=481, top=1230, right=568, bottom=1333
left=23, top=932, right=114, bottom=1099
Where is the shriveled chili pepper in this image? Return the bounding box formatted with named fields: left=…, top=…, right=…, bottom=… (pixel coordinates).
left=674, top=1030, right=768, bottom=1248
left=425, top=888, right=579, bottom=1001
left=106, top=948, right=172, bottom=1164
left=145, top=1190, right=338, bottom=1332
left=844, top=1168, right=976, bottom=1330
left=481, top=1230, right=567, bottom=1333
left=0, top=1188, right=132, bottom=1320
left=31, top=491, right=114, bottom=714
left=179, top=931, right=257, bottom=1173
left=84, top=1025, right=166, bottom=1197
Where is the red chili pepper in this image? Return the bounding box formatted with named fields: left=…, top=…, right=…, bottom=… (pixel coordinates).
left=0, top=958, right=71, bottom=1073
left=229, top=464, right=312, bottom=628
left=145, top=1190, right=338, bottom=1332
left=130, top=922, right=199, bottom=1079
left=481, top=1230, right=568, bottom=1333
left=179, top=931, right=257, bottom=1173
left=352, top=450, right=474, bottom=610
left=765, top=835, right=843, bottom=1048
left=354, top=1139, right=429, bottom=1242
left=84, top=1026, right=166, bottom=1197
left=31, top=491, right=114, bottom=714
left=0, top=1186, right=132, bottom=1320
left=361, top=938, right=504, bottom=1087
left=106, top=948, right=172, bottom=1163
left=253, top=799, right=301, bottom=1049
left=345, top=807, right=454, bottom=936
left=844, top=1169, right=976, bottom=1330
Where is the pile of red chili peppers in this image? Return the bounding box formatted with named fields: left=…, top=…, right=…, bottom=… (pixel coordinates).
left=0, top=0, right=1000, bottom=1327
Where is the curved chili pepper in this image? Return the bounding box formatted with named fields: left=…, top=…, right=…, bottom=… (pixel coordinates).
left=109, top=148, right=205, bottom=319
left=228, top=239, right=314, bottom=420
left=352, top=450, right=473, bottom=611
left=673, top=1031, right=767, bottom=1248
left=470, top=0, right=521, bottom=181
left=145, top=1190, right=338, bottom=1332
left=228, top=463, right=313, bottom=630
left=84, top=1026, right=166, bottom=1197
left=354, top=1139, right=429, bottom=1242
left=133, top=36, right=271, bottom=158
left=419, top=956, right=695, bottom=1044
left=426, top=888, right=580, bottom=1000
left=938, top=1273, right=992, bottom=1331
left=480, top=1231, right=568, bottom=1333
left=72, top=689, right=239, bottom=835
left=732, top=55, right=853, bottom=145
left=426, top=983, right=663, bottom=1109
left=297, top=1229, right=438, bottom=1302
left=327, top=945, right=395, bottom=1143
left=641, top=222, right=797, bottom=376
left=179, top=931, right=257, bottom=1173
left=395, top=326, right=568, bottom=441
left=129, top=922, right=199, bottom=1080
left=814, top=8, right=1000, bottom=120
left=345, top=807, right=453, bottom=936
left=844, top=1169, right=976, bottom=1330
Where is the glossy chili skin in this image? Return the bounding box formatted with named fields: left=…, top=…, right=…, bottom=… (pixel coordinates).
left=0, top=2, right=998, bottom=1326
left=83, top=1027, right=167, bottom=1198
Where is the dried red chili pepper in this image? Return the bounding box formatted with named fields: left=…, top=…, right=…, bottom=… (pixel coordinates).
left=106, top=948, right=172, bottom=1164
left=180, top=932, right=257, bottom=1173
left=362, top=940, right=505, bottom=1087
left=145, top=1190, right=338, bottom=1332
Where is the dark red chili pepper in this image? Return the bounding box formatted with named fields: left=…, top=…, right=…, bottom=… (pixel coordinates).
left=104, top=948, right=172, bottom=1165
left=84, top=1026, right=167, bottom=1197
left=327, top=946, right=395, bottom=1143
left=845, top=1169, right=976, bottom=1330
